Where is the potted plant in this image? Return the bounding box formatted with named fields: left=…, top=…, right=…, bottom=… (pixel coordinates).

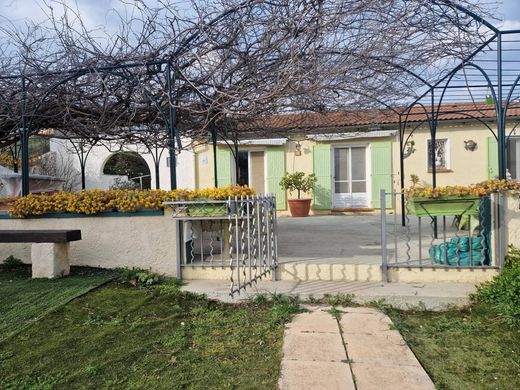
left=279, top=172, right=317, bottom=217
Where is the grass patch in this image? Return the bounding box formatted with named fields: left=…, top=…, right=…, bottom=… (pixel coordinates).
left=387, top=303, right=520, bottom=389
left=0, top=266, right=113, bottom=342
left=0, top=272, right=293, bottom=389
left=472, top=245, right=520, bottom=327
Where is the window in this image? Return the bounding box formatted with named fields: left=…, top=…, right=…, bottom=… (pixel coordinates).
left=427, top=138, right=449, bottom=170
left=333, top=146, right=367, bottom=194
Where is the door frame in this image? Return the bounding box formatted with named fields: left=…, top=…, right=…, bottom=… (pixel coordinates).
left=231, top=147, right=267, bottom=191
left=331, top=143, right=371, bottom=208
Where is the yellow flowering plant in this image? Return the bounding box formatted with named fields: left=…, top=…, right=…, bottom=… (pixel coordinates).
left=405, top=179, right=520, bottom=199
left=6, top=185, right=255, bottom=218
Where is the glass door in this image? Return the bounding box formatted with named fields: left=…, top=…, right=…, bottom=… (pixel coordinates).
left=333, top=146, right=368, bottom=208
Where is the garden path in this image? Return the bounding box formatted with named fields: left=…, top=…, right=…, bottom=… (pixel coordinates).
left=278, top=305, right=434, bottom=390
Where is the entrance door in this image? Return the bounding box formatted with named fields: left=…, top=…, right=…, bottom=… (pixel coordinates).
left=333, top=146, right=368, bottom=208
left=235, top=150, right=266, bottom=193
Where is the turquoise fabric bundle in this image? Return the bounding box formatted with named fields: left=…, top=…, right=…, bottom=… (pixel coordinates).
left=429, top=236, right=486, bottom=266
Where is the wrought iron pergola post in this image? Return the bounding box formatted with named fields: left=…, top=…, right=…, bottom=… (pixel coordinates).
left=79, top=147, right=86, bottom=190
left=429, top=91, right=438, bottom=237
left=210, top=122, right=218, bottom=187
left=154, top=144, right=161, bottom=189
left=398, top=114, right=406, bottom=226
left=233, top=135, right=239, bottom=184
left=20, top=75, right=30, bottom=196
left=429, top=91, right=437, bottom=189
left=497, top=32, right=507, bottom=179
left=166, top=61, right=178, bottom=190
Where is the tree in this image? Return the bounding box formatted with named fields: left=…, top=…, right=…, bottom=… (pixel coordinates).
left=0, top=0, right=497, bottom=152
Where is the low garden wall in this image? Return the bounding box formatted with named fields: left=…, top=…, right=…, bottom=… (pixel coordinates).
left=0, top=210, right=178, bottom=276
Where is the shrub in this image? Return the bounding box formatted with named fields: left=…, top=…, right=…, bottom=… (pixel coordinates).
left=1, top=255, right=24, bottom=270
left=118, top=267, right=161, bottom=287
left=472, top=246, right=520, bottom=327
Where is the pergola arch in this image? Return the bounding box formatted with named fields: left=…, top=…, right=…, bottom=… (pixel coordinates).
left=0, top=0, right=516, bottom=200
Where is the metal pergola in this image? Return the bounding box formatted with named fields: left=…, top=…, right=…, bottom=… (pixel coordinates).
left=0, top=59, right=181, bottom=196
left=395, top=21, right=520, bottom=225
left=0, top=1, right=518, bottom=203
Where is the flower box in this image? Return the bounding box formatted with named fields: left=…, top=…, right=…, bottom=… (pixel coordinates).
left=186, top=203, right=229, bottom=217
left=406, top=196, right=481, bottom=217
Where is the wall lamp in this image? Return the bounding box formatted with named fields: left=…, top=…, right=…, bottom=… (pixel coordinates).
left=295, top=142, right=302, bottom=156
left=464, top=140, right=477, bottom=151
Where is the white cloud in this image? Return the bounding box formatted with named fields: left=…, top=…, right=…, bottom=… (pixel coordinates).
left=0, top=0, right=147, bottom=30
left=498, top=19, right=520, bottom=31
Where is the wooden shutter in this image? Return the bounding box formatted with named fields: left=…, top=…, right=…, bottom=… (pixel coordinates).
left=216, top=147, right=232, bottom=187
left=371, top=141, right=393, bottom=209
left=312, top=144, right=332, bottom=209
left=266, top=146, right=287, bottom=210
left=487, top=137, right=499, bottom=179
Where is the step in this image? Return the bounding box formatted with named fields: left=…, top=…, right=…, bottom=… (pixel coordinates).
left=180, top=280, right=477, bottom=310
left=181, top=263, right=499, bottom=284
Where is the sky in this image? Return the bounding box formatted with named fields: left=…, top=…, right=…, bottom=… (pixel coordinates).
left=0, top=0, right=519, bottom=31
left=495, top=0, right=520, bottom=29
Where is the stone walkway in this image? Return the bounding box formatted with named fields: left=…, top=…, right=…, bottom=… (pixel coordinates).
left=278, top=305, right=434, bottom=390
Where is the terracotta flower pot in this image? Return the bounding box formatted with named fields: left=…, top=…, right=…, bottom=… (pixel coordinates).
left=288, top=198, right=312, bottom=217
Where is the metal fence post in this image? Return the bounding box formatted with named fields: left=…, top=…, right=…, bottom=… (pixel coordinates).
left=498, top=192, right=506, bottom=269
left=175, top=220, right=182, bottom=280
left=272, top=195, right=278, bottom=281
left=380, top=189, right=388, bottom=283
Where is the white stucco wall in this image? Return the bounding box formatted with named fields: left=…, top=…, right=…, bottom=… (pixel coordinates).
left=49, top=138, right=196, bottom=191
left=0, top=211, right=178, bottom=276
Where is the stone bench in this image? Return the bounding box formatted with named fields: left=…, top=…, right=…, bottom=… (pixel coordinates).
left=0, top=230, right=82, bottom=278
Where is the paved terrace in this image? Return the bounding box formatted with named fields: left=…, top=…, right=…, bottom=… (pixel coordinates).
left=277, top=213, right=460, bottom=266
left=277, top=214, right=383, bottom=265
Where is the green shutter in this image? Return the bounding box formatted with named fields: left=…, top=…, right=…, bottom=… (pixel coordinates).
left=216, top=147, right=231, bottom=187
left=266, top=146, right=286, bottom=210
left=487, top=137, right=499, bottom=179
left=312, top=144, right=332, bottom=209
left=371, top=141, right=393, bottom=209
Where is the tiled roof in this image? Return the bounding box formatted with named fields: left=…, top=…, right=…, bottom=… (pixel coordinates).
left=248, top=103, right=520, bottom=132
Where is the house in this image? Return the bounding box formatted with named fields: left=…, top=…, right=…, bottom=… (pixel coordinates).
left=46, top=138, right=196, bottom=191
left=192, top=103, right=520, bottom=212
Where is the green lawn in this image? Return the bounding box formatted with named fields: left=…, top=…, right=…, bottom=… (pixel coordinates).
left=0, top=268, right=296, bottom=389
left=0, top=266, right=113, bottom=342
left=388, top=304, right=520, bottom=390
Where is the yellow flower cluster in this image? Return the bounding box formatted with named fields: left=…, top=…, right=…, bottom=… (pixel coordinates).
left=405, top=179, right=520, bottom=199
left=7, top=185, right=255, bottom=218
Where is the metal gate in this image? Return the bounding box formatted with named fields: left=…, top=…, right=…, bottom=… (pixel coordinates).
left=380, top=190, right=504, bottom=282
left=165, top=195, right=278, bottom=297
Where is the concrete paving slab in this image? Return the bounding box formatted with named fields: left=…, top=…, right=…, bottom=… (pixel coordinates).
left=279, top=304, right=434, bottom=390
left=340, top=312, right=394, bottom=334
left=351, top=362, right=435, bottom=390
left=283, top=332, right=347, bottom=362
left=286, top=310, right=339, bottom=333
left=343, top=331, right=419, bottom=366
left=279, top=360, right=355, bottom=390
